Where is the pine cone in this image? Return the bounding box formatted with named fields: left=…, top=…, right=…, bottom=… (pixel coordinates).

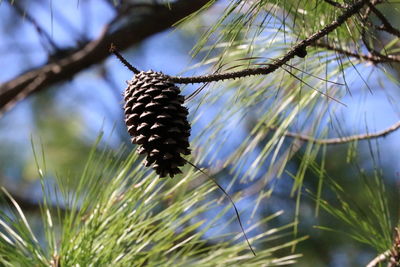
left=124, top=70, right=191, bottom=178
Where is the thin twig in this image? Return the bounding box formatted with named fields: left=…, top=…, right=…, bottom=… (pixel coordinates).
left=109, top=43, right=141, bottom=74
left=315, top=42, right=400, bottom=63
left=323, top=0, right=347, bottom=9
left=167, top=0, right=370, bottom=84
left=359, top=27, right=398, bottom=65
left=9, top=1, right=59, bottom=53
left=368, top=4, right=400, bottom=37
left=275, top=120, right=400, bottom=145
left=388, top=227, right=400, bottom=267
left=365, top=227, right=399, bottom=266
left=360, top=1, right=396, bottom=61
left=366, top=250, right=391, bottom=267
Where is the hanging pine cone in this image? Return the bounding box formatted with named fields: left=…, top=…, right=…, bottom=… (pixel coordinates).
left=123, top=70, right=191, bottom=178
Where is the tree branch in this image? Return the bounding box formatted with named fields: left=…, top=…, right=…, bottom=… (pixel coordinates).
left=314, top=42, right=400, bottom=64
left=276, top=120, right=400, bottom=145
left=0, top=74, right=48, bottom=117
left=0, top=0, right=212, bottom=114
left=9, top=0, right=59, bottom=53
left=366, top=250, right=391, bottom=267
left=366, top=227, right=400, bottom=266
left=109, top=44, right=141, bottom=74
left=368, top=4, right=400, bottom=37
left=323, top=0, right=347, bottom=9
left=167, top=0, right=370, bottom=84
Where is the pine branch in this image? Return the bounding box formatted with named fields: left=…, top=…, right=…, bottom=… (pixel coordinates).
left=366, top=250, right=391, bottom=267
left=0, top=74, right=47, bottom=117
left=8, top=0, right=59, bottom=53
left=368, top=4, right=400, bottom=37
left=167, top=0, right=371, bottom=84
left=274, top=120, right=400, bottom=145
left=0, top=0, right=213, bottom=115
left=109, top=44, right=140, bottom=74
left=323, top=0, right=347, bottom=9
left=314, top=42, right=400, bottom=64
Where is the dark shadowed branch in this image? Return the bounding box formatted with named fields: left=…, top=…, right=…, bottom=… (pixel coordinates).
left=323, top=0, right=347, bottom=9
left=0, top=0, right=212, bottom=115
left=367, top=3, right=400, bottom=37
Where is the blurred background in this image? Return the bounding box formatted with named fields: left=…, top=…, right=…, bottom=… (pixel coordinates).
left=0, top=0, right=399, bottom=266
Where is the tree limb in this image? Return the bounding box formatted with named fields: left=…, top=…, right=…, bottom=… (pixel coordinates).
left=366, top=250, right=391, bottom=267
left=368, top=3, right=400, bottom=37
left=168, top=0, right=371, bottom=84
left=276, top=120, right=400, bottom=145
left=314, top=42, right=400, bottom=64
left=0, top=0, right=212, bottom=114
left=323, top=0, right=347, bottom=9
left=9, top=0, right=59, bottom=53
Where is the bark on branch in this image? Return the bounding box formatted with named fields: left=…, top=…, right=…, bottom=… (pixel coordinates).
left=0, top=0, right=212, bottom=115
left=277, top=120, right=400, bottom=145
left=167, top=0, right=371, bottom=84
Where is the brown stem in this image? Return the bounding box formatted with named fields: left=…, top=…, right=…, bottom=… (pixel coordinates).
left=314, top=42, right=400, bottom=63
left=109, top=44, right=141, bottom=74
left=366, top=250, right=391, bottom=267
left=167, top=0, right=370, bottom=84
left=0, top=74, right=48, bottom=117
left=323, top=0, right=347, bottom=9
left=0, top=0, right=213, bottom=114
left=368, top=4, right=400, bottom=37
left=275, top=120, right=400, bottom=145
left=9, top=0, right=59, bottom=52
